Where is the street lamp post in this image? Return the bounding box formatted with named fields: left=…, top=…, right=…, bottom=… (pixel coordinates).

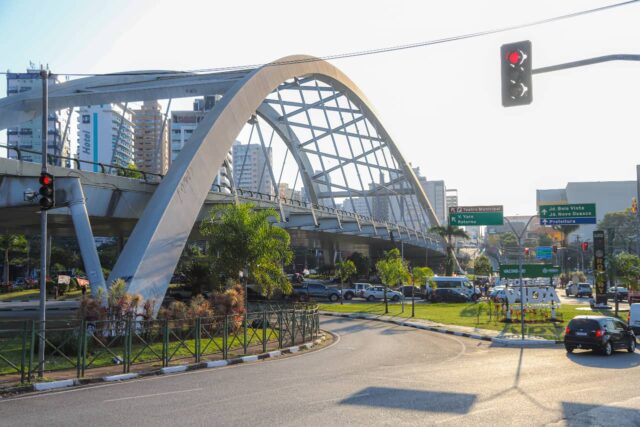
left=505, top=215, right=536, bottom=341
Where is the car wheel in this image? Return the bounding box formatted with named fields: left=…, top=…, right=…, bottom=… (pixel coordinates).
left=565, top=346, right=574, bottom=353
left=628, top=338, right=636, bottom=353
left=344, top=293, right=353, bottom=301
left=392, top=295, right=400, bottom=302
left=603, top=341, right=613, bottom=356
left=367, top=295, right=375, bottom=302
left=329, top=294, right=339, bottom=302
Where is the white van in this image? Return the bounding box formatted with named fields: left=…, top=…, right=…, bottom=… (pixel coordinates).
left=629, top=303, right=640, bottom=334
left=431, top=276, right=478, bottom=300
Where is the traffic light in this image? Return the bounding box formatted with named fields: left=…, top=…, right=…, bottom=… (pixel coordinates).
left=552, top=245, right=558, bottom=254
left=581, top=242, right=588, bottom=252
left=632, top=197, right=638, bottom=214
left=500, top=40, right=532, bottom=107
left=524, top=247, right=530, bottom=256
left=38, top=172, right=55, bottom=210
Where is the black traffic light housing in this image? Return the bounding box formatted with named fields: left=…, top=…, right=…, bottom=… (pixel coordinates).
left=38, top=172, right=55, bottom=210
left=500, top=40, right=532, bottom=107
left=552, top=245, right=558, bottom=254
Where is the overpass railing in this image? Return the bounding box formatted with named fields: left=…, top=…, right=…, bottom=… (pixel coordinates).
left=1, top=144, right=444, bottom=249
left=0, top=144, right=164, bottom=183
left=0, top=305, right=319, bottom=389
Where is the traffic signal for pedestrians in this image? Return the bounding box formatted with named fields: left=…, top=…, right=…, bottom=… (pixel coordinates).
left=38, top=172, right=55, bottom=210
left=581, top=242, right=589, bottom=252
left=552, top=245, right=558, bottom=254
left=500, top=40, right=532, bottom=107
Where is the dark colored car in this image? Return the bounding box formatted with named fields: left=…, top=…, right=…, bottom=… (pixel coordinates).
left=292, top=282, right=340, bottom=302
left=395, top=286, right=427, bottom=299
left=430, top=288, right=469, bottom=303
left=564, top=316, right=636, bottom=356
left=607, top=287, right=629, bottom=301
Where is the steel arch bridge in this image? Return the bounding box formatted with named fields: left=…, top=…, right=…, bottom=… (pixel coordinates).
left=0, top=55, right=445, bottom=314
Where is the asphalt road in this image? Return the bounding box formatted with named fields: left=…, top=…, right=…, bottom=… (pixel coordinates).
left=1, top=316, right=639, bottom=426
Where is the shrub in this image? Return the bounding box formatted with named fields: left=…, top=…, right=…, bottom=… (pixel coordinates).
left=211, top=283, right=245, bottom=331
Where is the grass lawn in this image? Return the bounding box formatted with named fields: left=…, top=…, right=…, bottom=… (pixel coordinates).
left=0, top=289, right=39, bottom=302
left=318, top=301, right=626, bottom=341
left=0, top=326, right=281, bottom=376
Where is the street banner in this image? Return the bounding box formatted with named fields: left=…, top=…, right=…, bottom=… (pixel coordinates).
left=593, top=230, right=607, bottom=304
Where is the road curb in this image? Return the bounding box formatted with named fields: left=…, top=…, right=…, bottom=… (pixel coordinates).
left=4, top=334, right=329, bottom=397
left=319, top=311, right=561, bottom=347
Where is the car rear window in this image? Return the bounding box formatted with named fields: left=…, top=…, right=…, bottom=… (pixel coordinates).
left=568, top=319, right=599, bottom=330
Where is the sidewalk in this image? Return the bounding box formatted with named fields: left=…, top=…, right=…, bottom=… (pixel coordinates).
left=319, top=311, right=562, bottom=347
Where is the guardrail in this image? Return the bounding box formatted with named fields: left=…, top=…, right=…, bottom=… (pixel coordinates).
left=0, top=143, right=444, bottom=248
left=0, top=306, right=319, bottom=388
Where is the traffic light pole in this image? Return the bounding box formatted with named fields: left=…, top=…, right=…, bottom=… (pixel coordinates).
left=38, top=68, right=49, bottom=378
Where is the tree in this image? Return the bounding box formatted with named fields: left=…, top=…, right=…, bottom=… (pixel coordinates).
left=552, top=224, right=579, bottom=248
left=412, top=266, right=434, bottom=288
left=0, top=234, right=28, bottom=284
left=375, top=248, right=410, bottom=314
left=598, top=210, right=639, bottom=253
left=429, top=225, right=470, bottom=276
left=537, top=234, right=553, bottom=247
left=473, top=255, right=493, bottom=276
left=117, top=163, right=144, bottom=179
left=336, top=260, right=357, bottom=304
left=611, top=252, right=640, bottom=289
left=348, top=251, right=370, bottom=278
left=200, top=203, right=293, bottom=298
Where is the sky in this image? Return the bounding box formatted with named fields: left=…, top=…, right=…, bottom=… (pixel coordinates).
left=1, top=0, right=639, bottom=216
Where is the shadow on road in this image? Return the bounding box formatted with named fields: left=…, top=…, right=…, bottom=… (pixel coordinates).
left=328, top=321, right=387, bottom=336
left=561, top=401, right=640, bottom=426
left=565, top=351, right=640, bottom=369
left=340, top=386, right=476, bottom=413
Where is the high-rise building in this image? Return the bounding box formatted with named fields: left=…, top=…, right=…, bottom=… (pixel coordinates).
left=446, top=188, right=459, bottom=213
left=170, top=96, right=231, bottom=192
left=232, top=142, right=273, bottom=195
left=77, top=104, right=135, bottom=172
left=424, top=180, right=447, bottom=226
left=278, top=182, right=302, bottom=201
left=132, top=100, right=170, bottom=175
left=6, top=68, right=72, bottom=165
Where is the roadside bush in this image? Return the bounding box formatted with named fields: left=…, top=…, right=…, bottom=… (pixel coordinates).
left=211, top=283, right=245, bottom=331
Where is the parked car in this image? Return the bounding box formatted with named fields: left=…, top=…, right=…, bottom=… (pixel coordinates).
left=566, top=282, right=592, bottom=298
left=607, top=286, right=629, bottom=301
left=395, top=285, right=427, bottom=299
left=628, top=303, right=640, bottom=335
left=363, top=286, right=403, bottom=302
left=564, top=315, right=636, bottom=355
left=575, top=283, right=593, bottom=298
left=341, top=283, right=373, bottom=300
left=13, top=277, right=26, bottom=288
left=430, top=288, right=470, bottom=303
left=292, top=282, right=340, bottom=302
left=431, top=276, right=479, bottom=300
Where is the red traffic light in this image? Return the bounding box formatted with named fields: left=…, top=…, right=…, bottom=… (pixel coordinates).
left=581, top=242, right=589, bottom=251
left=524, top=247, right=530, bottom=256
left=39, top=173, right=53, bottom=186
left=507, top=51, right=521, bottom=65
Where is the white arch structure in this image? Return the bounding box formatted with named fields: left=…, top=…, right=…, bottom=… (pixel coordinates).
left=0, top=56, right=442, bottom=314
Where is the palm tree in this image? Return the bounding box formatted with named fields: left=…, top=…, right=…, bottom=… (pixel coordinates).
left=429, top=225, right=469, bottom=276
left=0, top=234, right=28, bottom=285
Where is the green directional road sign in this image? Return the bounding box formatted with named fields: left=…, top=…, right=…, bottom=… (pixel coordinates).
left=448, top=205, right=503, bottom=226
left=538, top=203, right=596, bottom=226
left=499, top=264, right=561, bottom=278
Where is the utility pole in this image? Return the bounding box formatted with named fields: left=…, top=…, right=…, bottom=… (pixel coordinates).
left=38, top=66, right=49, bottom=378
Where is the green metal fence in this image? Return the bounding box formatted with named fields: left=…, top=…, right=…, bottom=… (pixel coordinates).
left=0, top=306, right=319, bottom=386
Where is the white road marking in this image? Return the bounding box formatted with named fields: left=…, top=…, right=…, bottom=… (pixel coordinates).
left=103, top=387, right=203, bottom=403
left=566, top=386, right=601, bottom=394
